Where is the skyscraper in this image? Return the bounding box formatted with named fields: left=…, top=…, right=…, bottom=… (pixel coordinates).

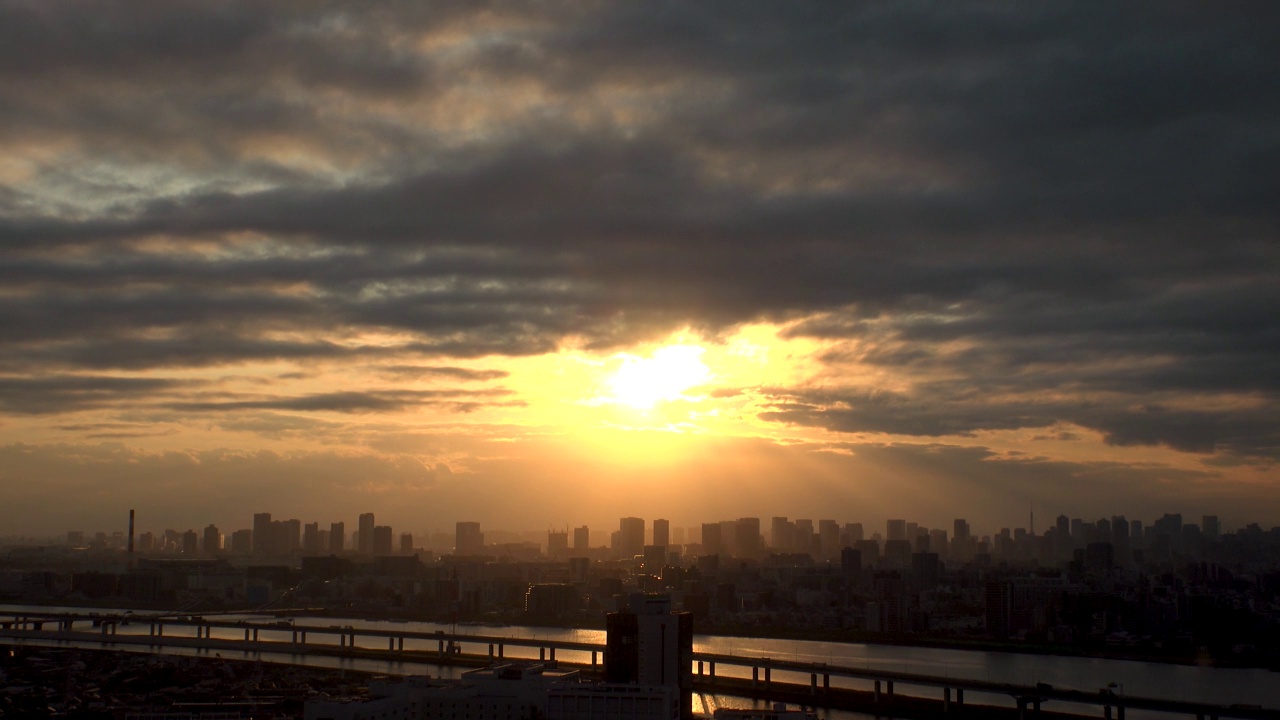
left=887, top=519, right=907, bottom=543
left=771, top=516, right=794, bottom=552
left=202, top=524, right=220, bottom=555
left=573, top=525, right=590, bottom=553
left=653, top=518, right=670, bottom=548
left=617, top=517, right=645, bottom=560
left=548, top=530, right=569, bottom=557
left=303, top=522, right=321, bottom=554
left=818, top=519, right=840, bottom=561
left=794, top=519, right=814, bottom=556
left=736, top=517, right=761, bottom=559
left=253, top=512, right=272, bottom=556
left=372, top=525, right=393, bottom=555
left=358, top=513, right=375, bottom=554
left=329, top=521, right=345, bottom=553
left=456, top=521, right=484, bottom=555
left=701, top=522, right=722, bottom=556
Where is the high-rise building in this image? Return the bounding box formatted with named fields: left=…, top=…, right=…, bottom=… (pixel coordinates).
left=653, top=519, right=670, bottom=548
left=736, top=517, right=762, bottom=559
left=230, top=529, right=252, bottom=555
left=843, top=522, right=864, bottom=545
left=605, top=594, right=693, bottom=716
left=456, top=521, right=484, bottom=555
left=253, top=512, right=272, bottom=556
left=701, top=522, right=722, bottom=556
left=548, top=530, right=569, bottom=557
left=794, top=519, right=815, bottom=556
left=202, top=524, right=220, bottom=555
left=303, top=522, right=321, bottom=554
left=573, top=525, right=590, bottom=553
left=928, top=528, right=949, bottom=560
left=1202, top=515, right=1220, bottom=539
left=358, top=513, right=376, bottom=554
left=181, top=529, right=198, bottom=555
left=818, top=519, right=840, bottom=561
left=887, top=519, right=907, bottom=543
left=617, top=517, right=645, bottom=560
left=272, top=519, right=301, bottom=554
left=770, top=517, right=793, bottom=552
left=373, top=525, right=394, bottom=555
left=400, top=533, right=414, bottom=553
left=329, top=522, right=345, bottom=553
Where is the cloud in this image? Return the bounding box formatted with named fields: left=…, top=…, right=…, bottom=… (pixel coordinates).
left=0, top=375, right=191, bottom=414
left=0, top=2, right=1277, bottom=506
left=165, top=389, right=520, bottom=414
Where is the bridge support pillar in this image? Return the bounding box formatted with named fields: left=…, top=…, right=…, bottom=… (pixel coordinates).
left=292, top=631, right=298, bottom=644
left=439, top=639, right=445, bottom=656
left=886, top=681, right=893, bottom=700
left=957, top=689, right=963, bottom=705
left=158, top=624, right=164, bottom=637
left=489, top=643, right=495, bottom=657
left=764, top=667, right=770, bottom=687
left=252, top=628, right=258, bottom=642
left=874, top=680, right=881, bottom=703
left=388, top=637, right=394, bottom=651
left=1017, top=698, right=1027, bottom=720
left=1103, top=705, right=1111, bottom=720
left=397, top=637, right=403, bottom=651
left=1116, top=707, right=1124, bottom=720
left=499, top=643, right=504, bottom=658
left=151, top=624, right=156, bottom=637
left=752, top=667, right=758, bottom=687
left=245, top=628, right=250, bottom=642
left=550, top=647, right=556, bottom=662
left=944, top=687, right=951, bottom=713
left=709, top=661, right=715, bottom=678
left=301, top=631, right=307, bottom=644
left=540, top=647, right=546, bottom=661
left=823, top=673, right=829, bottom=692
left=809, top=673, right=816, bottom=694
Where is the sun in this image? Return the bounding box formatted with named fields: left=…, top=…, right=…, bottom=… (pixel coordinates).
left=606, top=345, right=711, bottom=409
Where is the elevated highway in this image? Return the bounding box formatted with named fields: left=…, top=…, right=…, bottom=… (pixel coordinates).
left=1, top=610, right=1273, bottom=720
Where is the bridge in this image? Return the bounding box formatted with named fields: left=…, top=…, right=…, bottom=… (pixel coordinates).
left=1, top=610, right=1274, bottom=720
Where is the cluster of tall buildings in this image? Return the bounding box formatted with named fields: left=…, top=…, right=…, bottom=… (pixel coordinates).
left=65, top=509, right=1231, bottom=571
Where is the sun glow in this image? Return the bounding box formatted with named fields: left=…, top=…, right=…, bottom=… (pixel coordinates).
left=606, top=345, right=711, bottom=409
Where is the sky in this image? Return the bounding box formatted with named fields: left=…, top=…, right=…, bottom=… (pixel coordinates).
left=2, top=2, right=1278, bottom=538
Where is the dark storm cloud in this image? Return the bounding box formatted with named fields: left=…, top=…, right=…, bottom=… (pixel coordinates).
left=378, top=366, right=509, bottom=382
left=0, top=375, right=191, bottom=414
left=1, top=2, right=1278, bottom=462
left=164, top=388, right=519, bottom=414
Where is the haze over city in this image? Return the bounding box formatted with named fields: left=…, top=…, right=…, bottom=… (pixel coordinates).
left=2, top=3, right=1278, bottom=538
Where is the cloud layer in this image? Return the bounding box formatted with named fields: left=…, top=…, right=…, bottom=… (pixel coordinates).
left=1, top=2, right=1278, bottom=532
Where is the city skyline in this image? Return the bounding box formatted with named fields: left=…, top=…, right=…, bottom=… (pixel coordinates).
left=48, top=507, right=1237, bottom=557
left=2, top=5, right=1279, bottom=536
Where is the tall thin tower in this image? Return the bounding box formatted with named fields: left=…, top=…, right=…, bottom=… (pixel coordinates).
left=127, top=509, right=135, bottom=568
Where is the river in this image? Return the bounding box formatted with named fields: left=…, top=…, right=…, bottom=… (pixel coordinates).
left=3, top=604, right=1277, bottom=719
